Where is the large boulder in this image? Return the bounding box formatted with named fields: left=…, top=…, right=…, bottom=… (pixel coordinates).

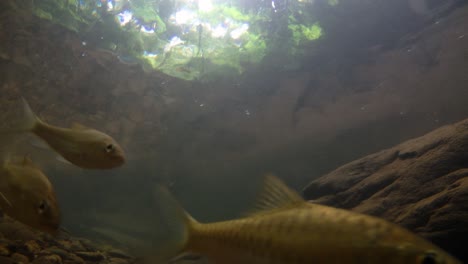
left=303, top=118, right=468, bottom=262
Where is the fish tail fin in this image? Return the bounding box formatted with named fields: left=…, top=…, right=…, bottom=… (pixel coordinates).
left=138, top=185, right=198, bottom=264
left=0, top=98, right=39, bottom=134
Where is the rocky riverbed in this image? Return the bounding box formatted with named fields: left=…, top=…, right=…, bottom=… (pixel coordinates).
left=0, top=215, right=135, bottom=264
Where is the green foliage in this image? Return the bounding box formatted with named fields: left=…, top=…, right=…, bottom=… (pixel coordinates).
left=132, top=5, right=158, bottom=23
left=289, top=23, right=322, bottom=46
left=34, top=8, right=53, bottom=20
left=303, top=23, right=322, bottom=41
left=129, top=1, right=166, bottom=33
left=32, top=0, right=92, bottom=32
left=212, top=5, right=250, bottom=22
left=23, top=0, right=330, bottom=81
left=242, top=34, right=267, bottom=64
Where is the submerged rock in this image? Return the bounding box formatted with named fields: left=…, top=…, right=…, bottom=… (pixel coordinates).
left=43, top=247, right=70, bottom=259
left=74, top=251, right=105, bottom=262
left=0, top=256, right=14, bottom=264
left=64, top=253, right=85, bottom=264
left=106, top=258, right=129, bottom=264
left=0, top=216, right=135, bottom=264
left=25, top=240, right=41, bottom=255
left=303, top=117, right=468, bottom=262
left=0, top=244, right=10, bottom=256
left=11, top=252, right=29, bottom=263
left=57, top=240, right=86, bottom=252
left=106, top=249, right=133, bottom=259
left=32, top=255, right=62, bottom=264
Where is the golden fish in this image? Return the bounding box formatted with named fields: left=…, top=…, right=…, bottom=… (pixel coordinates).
left=0, top=156, right=60, bottom=234
left=143, top=175, right=461, bottom=264
left=8, top=98, right=125, bottom=169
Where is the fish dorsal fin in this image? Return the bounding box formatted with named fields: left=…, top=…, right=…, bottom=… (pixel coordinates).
left=71, top=122, right=89, bottom=130
left=246, top=174, right=305, bottom=216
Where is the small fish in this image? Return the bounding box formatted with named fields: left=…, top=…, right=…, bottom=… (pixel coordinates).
left=0, top=155, right=60, bottom=234
left=3, top=98, right=125, bottom=170
left=143, top=175, right=461, bottom=264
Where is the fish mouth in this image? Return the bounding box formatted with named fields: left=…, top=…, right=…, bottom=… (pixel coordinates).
left=99, top=155, right=125, bottom=169
left=113, top=154, right=126, bottom=165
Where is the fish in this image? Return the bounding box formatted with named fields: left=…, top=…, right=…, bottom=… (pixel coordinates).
left=0, top=155, right=61, bottom=234
left=2, top=98, right=125, bottom=170
left=141, top=175, right=462, bottom=264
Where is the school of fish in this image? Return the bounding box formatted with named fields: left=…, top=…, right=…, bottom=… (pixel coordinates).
left=0, top=97, right=126, bottom=233
left=0, top=97, right=463, bottom=264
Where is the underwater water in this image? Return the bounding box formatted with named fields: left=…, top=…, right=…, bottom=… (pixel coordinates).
left=0, top=0, right=468, bottom=263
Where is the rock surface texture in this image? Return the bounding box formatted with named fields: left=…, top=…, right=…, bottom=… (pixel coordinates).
left=303, top=118, right=468, bottom=262
left=0, top=216, right=135, bottom=264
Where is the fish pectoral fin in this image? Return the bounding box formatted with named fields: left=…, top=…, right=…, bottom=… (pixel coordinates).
left=56, top=156, right=73, bottom=166
left=30, top=138, right=52, bottom=150
left=31, top=137, right=82, bottom=162
left=70, top=122, right=90, bottom=130
left=0, top=192, right=13, bottom=208
left=245, top=174, right=305, bottom=216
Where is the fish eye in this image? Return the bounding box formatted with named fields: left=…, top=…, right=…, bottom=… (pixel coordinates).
left=38, top=200, right=48, bottom=214
left=105, top=144, right=114, bottom=153
left=420, top=252, right=439, bottom=264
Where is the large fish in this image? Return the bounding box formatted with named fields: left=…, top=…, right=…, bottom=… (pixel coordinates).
left=4, top=98, right=125, bottom=170
left=142, top=175, right=461, bottom=264
left=0, top=155, right=61, bottom=234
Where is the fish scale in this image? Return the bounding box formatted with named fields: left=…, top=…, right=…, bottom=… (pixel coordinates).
left=192, top=208, right=372, bottom=262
